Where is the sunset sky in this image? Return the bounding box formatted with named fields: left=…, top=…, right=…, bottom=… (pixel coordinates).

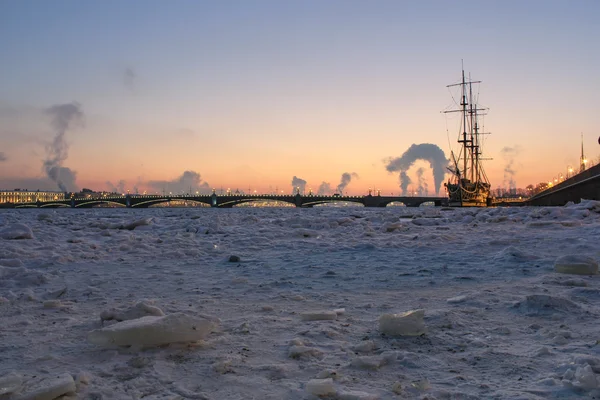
left=1, top=0, right=599, bottom=195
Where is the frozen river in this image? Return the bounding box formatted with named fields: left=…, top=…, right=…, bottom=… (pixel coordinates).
left=1, top=202, right=600, bottom=399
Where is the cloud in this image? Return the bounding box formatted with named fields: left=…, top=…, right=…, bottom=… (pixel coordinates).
left=147, top=170, right=211, bottom=194
left=385, top=143, right=449, bottom=195
left=0, top=152, right=6, bottom=162
left=291, top=176, right=307, bottom=194
left=43, top=102, right=84, bottom=192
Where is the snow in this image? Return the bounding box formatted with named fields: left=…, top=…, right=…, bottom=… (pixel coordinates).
left=1, top=201, right=600, bottom=398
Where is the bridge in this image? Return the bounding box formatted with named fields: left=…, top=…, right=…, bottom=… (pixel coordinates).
left=2, top=193, right=447, bottom=209
left=527, top=163, right=600, bottom=206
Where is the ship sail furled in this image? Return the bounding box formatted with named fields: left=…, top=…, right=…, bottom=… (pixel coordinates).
left=443, top=68, right=492, bottom=206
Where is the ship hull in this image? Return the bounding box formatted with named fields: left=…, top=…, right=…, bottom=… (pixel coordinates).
left=445, top=180, right=491, bottom=207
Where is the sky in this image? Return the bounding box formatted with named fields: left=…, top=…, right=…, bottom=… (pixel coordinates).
left=0, top=0, right=599, bottom=196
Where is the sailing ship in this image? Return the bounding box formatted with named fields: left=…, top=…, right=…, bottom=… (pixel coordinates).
left=444, top=68, right=492, bottom=206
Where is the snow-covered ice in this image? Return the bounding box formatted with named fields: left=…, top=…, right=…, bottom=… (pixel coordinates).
left=2, top=200, right=600, bottom=398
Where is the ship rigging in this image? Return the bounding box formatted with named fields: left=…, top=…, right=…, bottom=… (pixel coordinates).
left=443, top=68, right=492, bottom=206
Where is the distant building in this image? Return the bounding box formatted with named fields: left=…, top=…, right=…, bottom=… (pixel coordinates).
left=0, top=189, right=65, bottom=204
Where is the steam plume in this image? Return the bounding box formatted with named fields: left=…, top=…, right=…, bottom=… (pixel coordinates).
left=291, top=176, right=307, bottom=194
left=317, top=182, right=332, bottom=195
left=416, top=167, right=429, bottom=196
left=107, top=180, right=127, bottom=194
left=500, top=146, right=520, bottom=190
left=399, top=171, right=411, bottom=194
left=147, top=170, right=211, bottom=194
left=336, top=172, right=358, bottom=194
left=385, top=143, right=448, bottom=195
left=43, top=102, right=84, bottom=191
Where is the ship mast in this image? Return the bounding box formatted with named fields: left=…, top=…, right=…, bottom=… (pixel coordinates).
left=443, top=65, right=492, bottom=206
left=446, top=68, right=480, bottom=182
left=460, top=69, right=469, bottom=182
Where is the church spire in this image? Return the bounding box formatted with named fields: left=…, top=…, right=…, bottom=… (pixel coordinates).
left=580, top=133, right=587, bottom=173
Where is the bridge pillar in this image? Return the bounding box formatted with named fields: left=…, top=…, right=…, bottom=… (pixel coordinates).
left=125, top=194, right=131, bottom=208
left=211, top=193, right=218, bottom=207
left=70, top=198, right=75, bottom=208
left=294, top=193, right=302, bottom=207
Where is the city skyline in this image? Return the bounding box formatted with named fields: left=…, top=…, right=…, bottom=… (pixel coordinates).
left=1, top=1, right=599, bottom=195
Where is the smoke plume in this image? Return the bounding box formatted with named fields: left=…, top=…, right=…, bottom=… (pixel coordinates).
left=416, top=167, right=429, bottom=196
left=107, top=179, right=127, bottom=194
left=147, top=170, right=211, bottom=194
left=0, top=152, right=6, bottom=162
left=291, top=176, right=307, bottom=194
left=399, top=171, right=411, bottom=194
left=336, top=172, right=358, bottom=194
left=43, top=102, right=84, bottom=191
left=385, top=143, right=449, bottom=195
left=47, top=166, right=78, bottom=192
left=317, top=182, right=332, bottom=195
left=500, top=146, right=520, bottom=189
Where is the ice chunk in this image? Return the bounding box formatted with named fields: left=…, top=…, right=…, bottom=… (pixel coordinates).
left=120, top=218, right=153, bottom=230
left=0, top=372, right=22, bottom=395
left=288, top=345, right=323, bottom=359
left=382, top=222, right=404, bottom=232
left=100, top=301, right=165, bottom=323
left=350, top=356, right=384, bottom=370
left=379, top=309, right=426, bottom=336
left=316, top=369, right=338, bottom=379
left=0, top=223, right=34, bottom=240
left=574, top=364, right=600, bottom=390
left=88, top=312, right=216, bottom=347
left=305, top=378, right=336, bottom=397
left=0, top=266, right=50, bottom=287
left=300, top=310, right=338, bottom=321
left=213, top=359, right=234, bottom=374
left=447, top=295, right=469, bottom=304
left=43, top=300, right=63, bottom=309
left=554, top=255, right=598, bottom=275
left=16, top=373, right=76, bottom=400
left=337, top=389, right=379, bottom=400
left=352, top=340, right=376, bottom=353
left=518, top=294, right=580, bottom=314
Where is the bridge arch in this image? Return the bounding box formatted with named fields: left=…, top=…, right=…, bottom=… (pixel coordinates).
left=74, top=200, right=126, bottom=208
left=230, top=199, right=295, bottom=208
